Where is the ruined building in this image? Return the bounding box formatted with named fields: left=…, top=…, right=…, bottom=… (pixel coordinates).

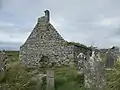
left=19, top=10, right=90, bottom=67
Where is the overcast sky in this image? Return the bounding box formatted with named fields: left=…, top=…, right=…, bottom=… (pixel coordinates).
left=0, top=0, right=120, bottom=50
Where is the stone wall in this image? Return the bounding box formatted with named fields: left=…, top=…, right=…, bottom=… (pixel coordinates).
left=19, top=11, right=75, bottom=67
left=19, top=10, right=92, bottom=68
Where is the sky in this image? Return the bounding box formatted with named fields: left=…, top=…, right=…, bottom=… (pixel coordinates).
left=0, top=0, right=120, bottom=50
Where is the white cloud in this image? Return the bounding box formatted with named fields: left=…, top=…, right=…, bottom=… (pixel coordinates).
left=94, top=17, right=120, bottom=27
left=0, top=21, right=15, bottom=27
left=1, top=0, right=120, bottom=50
left=0, top=31, right=29, bottom=43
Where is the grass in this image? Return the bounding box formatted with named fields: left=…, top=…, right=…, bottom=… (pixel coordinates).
left=105, top=60, right=120, bottom=90
left=0, top=51, right=84, bottom=90
left=3, top=51, right=120, bottom=90
left=54, top=67, right=84, bottom=90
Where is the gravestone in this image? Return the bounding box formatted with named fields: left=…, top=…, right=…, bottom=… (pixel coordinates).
left=35, top=74, right=46, bottom=90
left=105, top=51, right=115, bottom=68
left=0, top=51, right=7, bottom=82
left=83, top=50, right=106, bottom=90
left=0, top=51, right=7, bottom=71
left=105, top=46, right=120, bottom=69
left=76, top=52, right=85, bottom=74
left=46, top=68, right=54, bottom=90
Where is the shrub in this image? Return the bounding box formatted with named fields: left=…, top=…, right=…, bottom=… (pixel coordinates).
left=106, top=60, right=120, bottom=90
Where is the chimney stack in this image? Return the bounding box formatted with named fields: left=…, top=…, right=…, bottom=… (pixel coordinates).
left=44, top=10, right=50, bottom=23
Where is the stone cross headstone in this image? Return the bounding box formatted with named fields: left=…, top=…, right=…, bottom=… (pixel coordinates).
left=76, top=52, right=85, bottom=74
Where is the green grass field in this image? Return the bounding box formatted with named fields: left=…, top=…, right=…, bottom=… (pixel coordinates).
left=0, top=51, right=120, bottom=90
left=0, top=51, right=84, bottom=90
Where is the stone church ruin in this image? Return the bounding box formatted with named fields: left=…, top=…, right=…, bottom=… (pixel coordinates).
left=19, top=10, right=91, bottom=68
left=18, top=10, right=120, bottom=90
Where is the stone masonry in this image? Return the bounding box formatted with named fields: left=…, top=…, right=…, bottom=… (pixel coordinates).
left=19, top=10, right=82, bottom=67
left=84, top=50, right=106, bottom=90
left=105, top=46, right=120, bottom=68
left=0, top=51, right=7, bottom=71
